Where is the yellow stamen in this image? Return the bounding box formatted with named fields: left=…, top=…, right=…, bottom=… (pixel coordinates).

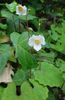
left=18, top=5, right=23, bottom=11
left=35, top=39, right=41, bottom=45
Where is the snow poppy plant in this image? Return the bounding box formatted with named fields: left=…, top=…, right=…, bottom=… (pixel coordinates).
left=28, top=35, right=46, bottom=51
left=16, top=4, right=27, bottom=16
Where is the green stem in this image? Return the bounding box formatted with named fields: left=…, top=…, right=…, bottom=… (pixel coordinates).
left=19, top=19, right=21, bottom=33
left=12, top=15, right=16, bottom=32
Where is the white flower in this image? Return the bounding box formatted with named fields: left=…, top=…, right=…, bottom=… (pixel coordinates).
left=0, top=64, right=14, bottom=83
left=28, top=35, right=46, bottom=51
left=16, top=4, right=27, bottom=16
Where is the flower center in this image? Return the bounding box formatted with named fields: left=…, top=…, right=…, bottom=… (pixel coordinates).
left=18, top=6, right=23, bottom=12
left=35, top=39, right=41, bottom=45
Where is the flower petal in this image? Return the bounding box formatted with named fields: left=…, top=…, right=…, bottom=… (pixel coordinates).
left=16, top=5, right=27, bottom=16
left=16, top=5, right=21, bottom=15
left=34, top=44, right=42, bottom=51
left=22, top=6, right=27, bottom=15
left=28, top=35, right=35, bottom=47
left=39, top=35, right=46, bottom=45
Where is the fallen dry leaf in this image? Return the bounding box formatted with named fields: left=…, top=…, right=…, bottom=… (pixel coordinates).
left=0, top=63, right=14, bottom=83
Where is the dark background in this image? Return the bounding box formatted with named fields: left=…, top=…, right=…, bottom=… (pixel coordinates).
left=0, top=0, right=29, bottom=4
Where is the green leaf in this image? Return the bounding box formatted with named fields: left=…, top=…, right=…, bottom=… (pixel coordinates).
left=50, top=24, right=59, bottom=41
left=34, top=62, right=63, bottom=87
left=10, top=32, right=20, bottom=57
left=30, top=79, right=48, bottom=100
left=10, top=32, right=20, bottom=47
left=10, top=32, right=37, bottom=70
left=28, top=6, right=36, bottom=15
left=0, top=87, right=4, bottom=100
left=5, top=1, right=17, bottom=12
left=13, top=69, right=26, bottom=85
left=2, top=81, right=48, bottom=100
left=39, top=51, right=57, bottom=63
left=0, top=23, right=7, bottom=30
left=0, top=44, right=10, bottom=74
left=17, top=46, right=37, bottom=70
left=1, top=9, right=19, bottom=33
left=17, top=32, right=29, bottom=50
left=17, top=32, right=37, bottom=70
left=1, top=9, right=13, bottom=19
left=19, top=14, right=36, bottom=21
left=55, top=59, right=65, bottom=72
left=50, top=22, right=65, bottom=54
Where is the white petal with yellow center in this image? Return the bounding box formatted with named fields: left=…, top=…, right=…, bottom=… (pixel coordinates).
left=28, top=35, right=35, bottom=47
left=16, top=5, right=27, bottom=16
left=28, top=35, right=46, bottom=51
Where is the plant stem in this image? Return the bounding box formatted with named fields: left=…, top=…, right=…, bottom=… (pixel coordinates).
left=19, top=19, right=21, bottom=33
left=12, top=15, right=16, bottom=32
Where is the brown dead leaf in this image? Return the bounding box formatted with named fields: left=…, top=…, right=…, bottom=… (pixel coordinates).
left=0, top=63, right=14, bottom=83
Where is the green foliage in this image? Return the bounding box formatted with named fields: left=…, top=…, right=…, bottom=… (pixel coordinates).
left=0, top=44, right=10, bottom=74
left=1, top=81, right=48, bottom=100
left=19, top=15, right=36, bottom=21
left=10, top=32, right=37, bottom=70
left=0, top=0, right=65, bottom=100
left=34, top=62, right=63, bottom=87
left=47, top=91, right=56, bottom=100
left=13, top=69, right=26, bottom=85
left=0, top=23, right=7, bottom=30
left=5, top=1, right=17, bottom=12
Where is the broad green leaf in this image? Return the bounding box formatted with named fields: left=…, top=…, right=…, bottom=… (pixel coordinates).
left=17, top=32, right=29, bottom=50
left=10, top=32, right=20, bottom=47
left=34, top=62, right=63, bottom=87
left=1, top=9, right=13, bottom=19
left=17, top=32, right=37, bottom=70
left=17, top=46, right=37, bottom=70
left=5, top=1, right=17, bottom=12
left=0, top=44, right=10, bottom=74
left=30, top=79, right=48, bottom=100
left=10, top=32, right=37, bottom=70
left=10, top=32, right=20, bottom=57
left=13, top=69, right=26, bottom=85
left=2, top=81, right=48, bottom=100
